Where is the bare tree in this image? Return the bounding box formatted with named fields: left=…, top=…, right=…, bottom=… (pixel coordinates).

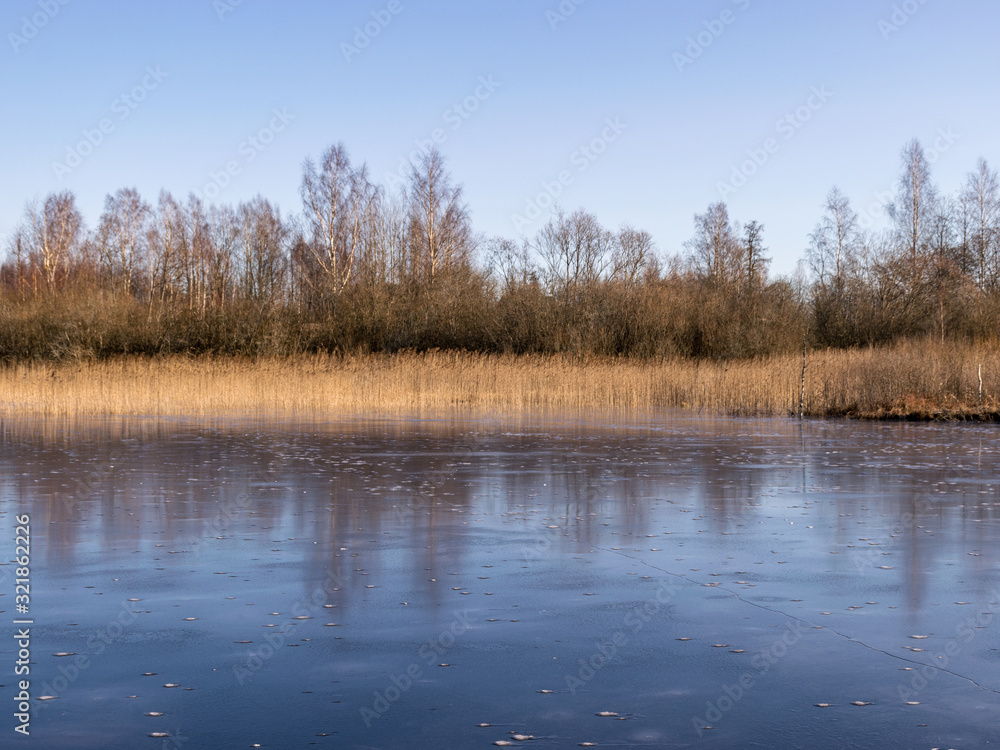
left=928, top=197, right=956, bottom=261
left=23, top=191, right=84, bottom=289
left=888, top=139, right=938, bottom=289
left=300, top=143, right=380, bottom=293
left=926, top=196, right=961, bottom=342
left=4, top=225, right=29, bottom=297
left=536, top=208, right=610, bottom=300
left=954, top=185, right=975, bottom=279
left=96, top=187, right=151, bottom=296
left=741, top=220, right=769, bottom=289
left=287, top=224, right=317, bottom=311
left=609, top=225, right=654, bottom=286
left=345, top=162, right=381, bottom=286
left=183, top=196, right=213, bottom=310
left=208, top=203, right=238, bottom=307
left=686, top=201, right=741, bottom=284
left=147, top=191, right=186, bottom=303
left=485, top=236, right=536, bottom=294
left=301, top=143, right=347, bottom=286
left=807, top=186, right=858, bottom=289
left=237, top=196, right=287, bottom=303
left=407, top=148, right=472, bottom=282
left=361, top=190, right=408, bottom=286
left=960, top=157, right=1000, bottom=290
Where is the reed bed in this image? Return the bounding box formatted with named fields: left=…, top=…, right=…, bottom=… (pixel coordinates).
left=1, top=341, right=998, bottom=419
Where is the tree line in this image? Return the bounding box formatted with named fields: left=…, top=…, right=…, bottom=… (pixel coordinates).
left=1, top=139, right=998, bottom=361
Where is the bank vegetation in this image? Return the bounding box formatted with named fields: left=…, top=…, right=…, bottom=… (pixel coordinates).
left=2, top=139, right=999, bottom=419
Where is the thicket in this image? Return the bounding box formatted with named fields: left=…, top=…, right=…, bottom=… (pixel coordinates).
left=3, top=139, right=999, bottom=361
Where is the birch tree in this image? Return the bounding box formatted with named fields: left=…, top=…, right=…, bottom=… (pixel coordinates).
left=686, top=202, right=741, bottom=285
left=96, top=187, right=151, bottom=296
left=807, top=187, right=858, bottom=290
left=24, top=191, right=83, bottom=289
left=237, top=196, right=287, bottom=303
left=960, top=157, right=1000, bottom=290
left=300, top=143, right=380, bottom=294
left=147, top=191, right=186, bottom=302
left=407, top=148, right=471, bottom=282
left=888, top=140, right=938, bottom=291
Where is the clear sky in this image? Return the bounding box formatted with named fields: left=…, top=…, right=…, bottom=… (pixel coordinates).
left=2, top=0, right=997, bottom=275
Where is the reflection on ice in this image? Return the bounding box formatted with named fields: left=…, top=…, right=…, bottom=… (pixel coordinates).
left=0, top=412, right=998, bottom=748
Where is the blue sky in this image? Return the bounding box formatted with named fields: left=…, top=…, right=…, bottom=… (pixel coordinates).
left=2, top=0, right=997, bottom=275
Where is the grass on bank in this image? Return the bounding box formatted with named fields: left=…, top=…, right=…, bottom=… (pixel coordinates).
left=0, top=340, right=998, bottom=419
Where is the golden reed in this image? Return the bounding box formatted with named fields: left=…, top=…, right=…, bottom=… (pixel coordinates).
left=0, top=340, right=997, bottom=419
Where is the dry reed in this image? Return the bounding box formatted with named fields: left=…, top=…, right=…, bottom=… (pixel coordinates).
left=0, top=341, right=998, bottom=419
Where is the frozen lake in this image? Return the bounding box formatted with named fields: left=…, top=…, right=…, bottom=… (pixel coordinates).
left=1, top=412, right=998, bottom=748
